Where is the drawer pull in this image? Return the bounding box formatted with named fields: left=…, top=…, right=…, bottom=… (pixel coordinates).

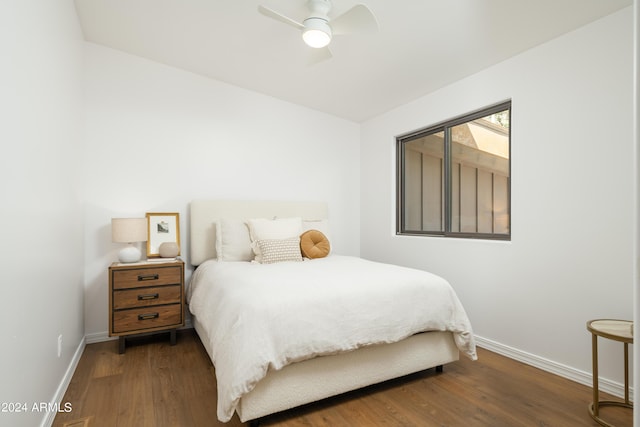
left=137, top=293, right=159, bottom=301
left=138, top=274, right=159, bottom=281
left=138, top=312, right=159, bottom=321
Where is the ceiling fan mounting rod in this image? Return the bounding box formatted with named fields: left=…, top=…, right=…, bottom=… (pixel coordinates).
left=307, top=0, right=332, bottom=19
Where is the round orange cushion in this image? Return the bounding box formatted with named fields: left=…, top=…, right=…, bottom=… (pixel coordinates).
left=300, top=229, right=330, bottom=259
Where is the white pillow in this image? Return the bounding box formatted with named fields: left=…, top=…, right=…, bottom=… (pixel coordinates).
left=215, top=219, right=253, bottom=261
left=248, top=217, right=303, bottom=262
left=255, top=237, right=303, bottom=264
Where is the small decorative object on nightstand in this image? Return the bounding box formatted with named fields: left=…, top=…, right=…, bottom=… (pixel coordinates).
left=159, top=241, right=180, bottom=258
left=586, top=319, right=633, bottom=426
left=109, top=260, right=185, bottom=353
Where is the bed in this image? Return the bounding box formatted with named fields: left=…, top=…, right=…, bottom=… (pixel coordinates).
left=188, top=200, right=476, bottom=424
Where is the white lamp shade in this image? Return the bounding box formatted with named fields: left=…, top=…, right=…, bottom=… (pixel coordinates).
left=111, top=218, right=147, bottom=243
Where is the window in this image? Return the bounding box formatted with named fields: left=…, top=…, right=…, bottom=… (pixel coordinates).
left=397, top=101, right=511, bottom=240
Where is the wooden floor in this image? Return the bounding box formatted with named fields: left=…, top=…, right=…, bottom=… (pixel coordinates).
left=53, top=329, right=632, bottom=427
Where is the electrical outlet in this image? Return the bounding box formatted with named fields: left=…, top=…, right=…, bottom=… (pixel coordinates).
left=57, top=334, right=62, bottom=358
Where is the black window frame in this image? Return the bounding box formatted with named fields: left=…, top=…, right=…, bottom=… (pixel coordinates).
left=396, top=100, right=511, bottom=240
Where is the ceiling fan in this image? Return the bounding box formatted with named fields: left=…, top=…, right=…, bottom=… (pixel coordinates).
left=258, top=0, right=379, bottom=63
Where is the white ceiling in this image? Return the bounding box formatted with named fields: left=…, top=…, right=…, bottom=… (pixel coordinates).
left=74, top=0, right=631, bottom=122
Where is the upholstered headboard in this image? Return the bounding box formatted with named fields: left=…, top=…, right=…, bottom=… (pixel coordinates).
left=189, top=200, right=328, bottom=266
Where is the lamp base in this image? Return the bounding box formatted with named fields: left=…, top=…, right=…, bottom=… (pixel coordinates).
left=118, top=245, right=142, bottom=263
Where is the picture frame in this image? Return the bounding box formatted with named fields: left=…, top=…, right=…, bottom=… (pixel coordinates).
left=146, top=212, right=180, bottom=258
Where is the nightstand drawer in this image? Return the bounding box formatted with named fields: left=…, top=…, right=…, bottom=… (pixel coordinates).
left=112, top=304, right=182, bottom=334
left=112, top=265, right=182, bottom=289
left=113, top=285, right=181, bottom=310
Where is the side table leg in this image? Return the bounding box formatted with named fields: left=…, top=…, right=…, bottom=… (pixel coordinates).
left=624, top=342, right=629, bottom=405
left=170, top=329, right=177, bottom=346
left=118, top=336, right=126, bottom=354
left=592, top=333, right=599, bottom=417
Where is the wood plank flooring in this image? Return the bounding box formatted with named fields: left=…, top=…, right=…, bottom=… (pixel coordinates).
left=53, top=329, right=632, bottom=426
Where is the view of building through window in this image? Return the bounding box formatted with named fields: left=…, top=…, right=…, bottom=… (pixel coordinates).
left=397, top=102, right=510, bottom=239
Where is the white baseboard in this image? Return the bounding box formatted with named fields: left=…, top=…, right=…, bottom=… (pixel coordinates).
left=85, top=331, right=116, bottom=344
left=40, top=336, right=86, bottom=427
left=475, top=335, right=633, bottom=401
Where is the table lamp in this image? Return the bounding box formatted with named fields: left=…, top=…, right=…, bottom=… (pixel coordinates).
left=111, top=218, right=148, bottom=263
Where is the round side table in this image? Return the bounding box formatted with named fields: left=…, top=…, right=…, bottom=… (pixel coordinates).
left=586, top=319, right=633, bottom=427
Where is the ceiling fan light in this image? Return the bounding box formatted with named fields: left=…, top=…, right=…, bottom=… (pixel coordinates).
left=302, top=18, right=331, bottom=48
left=303, top=29, right=331, bottom=48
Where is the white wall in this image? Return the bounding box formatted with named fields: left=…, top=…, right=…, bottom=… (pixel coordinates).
left=361, top=7, right=634, bottom=387
left=0, top=1, right=84, bottom=426
left=82, top=43, right=361, bottom=338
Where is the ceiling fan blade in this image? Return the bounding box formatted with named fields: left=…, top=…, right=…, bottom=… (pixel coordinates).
left=307, top=46, right=333, bottom=65
left=258, top=5, right=305, bottom=30
left=330, top=4, right=379, bottom=35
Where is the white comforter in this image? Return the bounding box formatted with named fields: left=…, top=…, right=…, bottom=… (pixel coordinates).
left=188, top=255, right=476, bottom=422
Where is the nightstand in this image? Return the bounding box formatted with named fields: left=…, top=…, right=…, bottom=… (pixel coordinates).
left=109, top=260, right=185, bottom=354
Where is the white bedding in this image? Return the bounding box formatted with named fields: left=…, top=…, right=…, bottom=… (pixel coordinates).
left=188, top=255, right=477, bottom=422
